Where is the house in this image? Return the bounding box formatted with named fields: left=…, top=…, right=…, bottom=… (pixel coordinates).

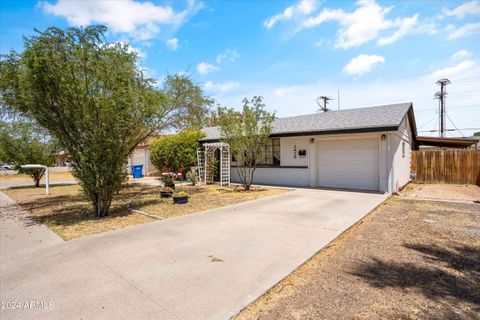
left=128, top=136, right=157, bottom=176
left=416, top=136, right=479, bottom=149
left=200, top=102, right=418, bottom=193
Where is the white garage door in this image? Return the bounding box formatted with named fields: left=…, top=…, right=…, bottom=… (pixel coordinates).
left=317, top=138, right=379, bottom=191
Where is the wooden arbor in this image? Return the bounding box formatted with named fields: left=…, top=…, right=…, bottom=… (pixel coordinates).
left=197, top=142, right=230, bottom=186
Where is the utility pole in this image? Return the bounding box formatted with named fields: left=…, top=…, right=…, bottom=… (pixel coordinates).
left=316, top=96, right=332, bottom=112
left=434, top=78, right=450, bottom=138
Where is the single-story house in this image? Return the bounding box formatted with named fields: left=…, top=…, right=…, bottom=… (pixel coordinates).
left=416, top=136, right=479, bottom=149
left=200, top=102, right=418, bottom=193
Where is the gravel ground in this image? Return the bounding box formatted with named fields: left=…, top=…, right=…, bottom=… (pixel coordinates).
left=236, top=197, right=480, bottom=320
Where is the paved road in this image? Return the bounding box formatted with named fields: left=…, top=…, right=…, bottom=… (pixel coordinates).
left=0, top=188, right=386, bottom=320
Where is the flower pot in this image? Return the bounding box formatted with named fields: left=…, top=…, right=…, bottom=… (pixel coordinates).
left=160, top=191, right=173, bottom=198
left=165, top=183, right=175, bottom=190
left=173, top=195, right=189, bottom=204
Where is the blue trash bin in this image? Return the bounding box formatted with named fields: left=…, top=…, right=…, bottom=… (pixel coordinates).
left=130, top=164, right=144, bottom=178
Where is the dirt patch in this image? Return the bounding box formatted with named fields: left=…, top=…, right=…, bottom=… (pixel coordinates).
left=2, top=185, right=154, bottom=240
left=403, top=183, right=480, bottom=201
left=236, top=198, right=480, bottom=320
left=130, top=185, right=289, bottom=219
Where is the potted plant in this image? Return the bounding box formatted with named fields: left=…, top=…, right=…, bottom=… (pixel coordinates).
left=173, top=191, right=189, bottom=204
left=160, top=187, right=174, bottom=198
left=160, top=173, right=175, bottom=190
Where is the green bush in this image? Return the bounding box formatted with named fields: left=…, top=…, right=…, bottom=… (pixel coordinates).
left=186, top=170, right=198, bottom=186
left=150, top=130, right=205, bottom=174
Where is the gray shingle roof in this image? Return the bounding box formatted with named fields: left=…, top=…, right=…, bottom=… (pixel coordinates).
left=201, top=102, right=413, bottom=141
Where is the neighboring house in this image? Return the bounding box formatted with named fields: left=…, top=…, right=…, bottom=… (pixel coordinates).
left=128, top=136, right=157, bottom=176
left=416, top=136, right=479, bottom=149
left=200, top=102, right=418, bottom=193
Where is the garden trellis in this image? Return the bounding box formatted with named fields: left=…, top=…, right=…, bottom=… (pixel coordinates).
left=197, top=142, right=230, bottom=186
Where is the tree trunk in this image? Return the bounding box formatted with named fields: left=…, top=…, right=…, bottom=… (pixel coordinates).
left=34, top=177, right=40, bottom=187
left=91, top=192, right=112, bottom=217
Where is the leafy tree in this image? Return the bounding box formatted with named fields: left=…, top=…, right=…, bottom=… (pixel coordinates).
left=150, top=130, right=205, bottom=174
left=474, top=132, right=480, bottom=137
left=217, top=96, right=275, bottom=190
left=162, top=74, right=214, bottom=130
left=0, top=121, right=56, bottom=187
left=0, top=26, right=197, bottom=217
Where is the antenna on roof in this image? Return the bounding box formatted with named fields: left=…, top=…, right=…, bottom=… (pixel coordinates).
left=316, top=96, right=332, bottom=112
left=337, top=89, right=340, bottom=110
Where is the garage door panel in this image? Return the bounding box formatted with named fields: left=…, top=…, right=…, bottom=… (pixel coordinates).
left=317, top=138, right=379, bottom=191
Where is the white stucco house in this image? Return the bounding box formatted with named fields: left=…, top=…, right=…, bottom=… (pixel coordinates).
left=200, top=102, right=418, bottom=193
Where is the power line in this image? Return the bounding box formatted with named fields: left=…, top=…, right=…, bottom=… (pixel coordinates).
left=445, top=112, right=465, bottom=136
left=417, top=117, right=436, bottom=129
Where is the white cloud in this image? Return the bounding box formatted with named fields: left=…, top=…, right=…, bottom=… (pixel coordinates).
left=427, top=60, right=475, bottom=79
left=166, top=38, right=179, bottom=50
left=343, top=54, right=385, bottom=76
left=303, top=0, right=418, bottom=49
left=196, top=62, right=219, bottom=75
left=447, top=22, right=480, bottom=39
left=444, top=0, right=480, bottom=19
left=378, top=14, right=418, bottom=45
left=274, top=88, right=287, bottom=97
left=216, top=49, right=239, bottom=64
left=264, top=0, right=317, bottom=29
left=452, top=49, right=472, bottom=60
left=40, top=0, right=203, bottom=40
left=204, top=81, right=239, bottom=93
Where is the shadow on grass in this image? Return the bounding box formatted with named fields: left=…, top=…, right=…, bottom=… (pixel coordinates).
left=15, top=185, right=152, bottom=228
left=351, top=243, right=480, bottom=307
left=5, top=183, right=78, bottom=190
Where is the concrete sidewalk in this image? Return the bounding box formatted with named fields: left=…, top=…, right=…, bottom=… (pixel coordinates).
left=0, top=192, right=62, bottom=258
left=1, top=189, right=386, bottom=320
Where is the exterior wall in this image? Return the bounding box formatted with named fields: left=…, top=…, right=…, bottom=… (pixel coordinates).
left=391, top=116, right=413, bottom=190
left=230, top=167, right=308, bottom=187
left=280, top=137, right=309, bottom=167
left=128, top=146, right=156, bottom=176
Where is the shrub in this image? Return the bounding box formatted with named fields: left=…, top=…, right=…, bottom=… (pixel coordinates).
left=174, top=191, right=188, bottom=197
left=150, top=130, right=205, bottom=174
left=160, top=174, right=174, bottom=186
left=186, top=170, right=198, bottom=186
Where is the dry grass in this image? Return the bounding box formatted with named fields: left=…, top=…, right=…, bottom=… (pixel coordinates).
left=3, top=184, right=154, bottom=240
left=0, top=171, right=74, bottom=182
left=131, top=184, right=289, bottom=219
left=236, top=197, right=480, bottom=320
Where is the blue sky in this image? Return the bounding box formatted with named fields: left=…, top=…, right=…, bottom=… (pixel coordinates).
left=1, top=0, right=479, bottom=136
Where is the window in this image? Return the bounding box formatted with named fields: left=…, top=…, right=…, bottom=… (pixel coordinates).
left=231, top=138, right=281, bottom=166
left=258, top=138, right=281, bottom=166
left=402, top=141, right=406, bottom=158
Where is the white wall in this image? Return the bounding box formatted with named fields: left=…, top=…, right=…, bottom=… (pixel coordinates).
left=128, top=146, right=156, bottom=176
left=280, top=137, right=309, bottom=167
left=230, top=167, right=308, bottom=187
left=392, top=116, right=413, bottom=190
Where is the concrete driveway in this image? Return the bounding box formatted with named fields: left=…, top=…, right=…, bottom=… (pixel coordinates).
left=0, top=188, right=386, bottom=320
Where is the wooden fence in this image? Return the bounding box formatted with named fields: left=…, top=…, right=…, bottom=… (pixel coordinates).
left=411, top=149, right=480, bottom=185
